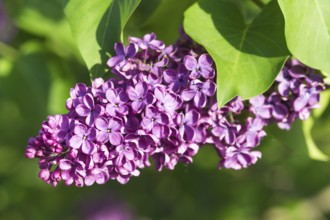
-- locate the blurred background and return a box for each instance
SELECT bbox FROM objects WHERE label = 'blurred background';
[1,0,330,219]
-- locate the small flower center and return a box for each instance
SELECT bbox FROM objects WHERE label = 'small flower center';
[138,97,143,101]
[114,103,119,107]
[151,117,155,122]
[107,129,111,133]
[82,135,87,140]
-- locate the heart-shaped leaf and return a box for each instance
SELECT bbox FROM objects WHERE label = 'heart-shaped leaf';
[184,0,289,107]
[64,0,141,80]
[278,0,330,74]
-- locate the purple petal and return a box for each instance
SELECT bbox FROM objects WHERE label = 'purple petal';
[83,94,94,109]
[257,106,272,119]
[105,89,117,102]
[249,95,265,107]
[141,118,153,131]
[118,90,129,103]
[201,68,215,79]
[109,132,123,146]
[106,103,116,116]
[69,135,83,149]
[96,130,109,143]
[107,55,125,68]
[125,43,137,57]
[184,55,197,70]
[185,110,199,125]
[194,92,206,108]
[111,117,123,130]
[202,81,216,96]
[82,141,95,155]
[145,105,157,118]
[272,103,288,120]
[74,124,87,136]
[294,94,309,111]
[126,86,139,101]
[224,129,236,145]
[114,42,125,56]
[135,82,148,97]
[143,33,156,42]
[181,89,196,101]
[95,117,108,131]
[184,125,195,141]
[59,159,72,170]
[198,54,213,67]
[75,104,90,117]
[163,69,177,83]
[246,131,258,147]
[124,148,135,161]
[131,100,144,112]
[85,175,95,186]
[154,87,165,102]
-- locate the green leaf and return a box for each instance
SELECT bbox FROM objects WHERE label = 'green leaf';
[64,0,141,80]
[137,0,196,44]
[184,0,289,107]
[302,117,328,161]
[278,0,330,74]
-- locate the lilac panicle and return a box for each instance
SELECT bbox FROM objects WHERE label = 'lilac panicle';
[26,31,328,187]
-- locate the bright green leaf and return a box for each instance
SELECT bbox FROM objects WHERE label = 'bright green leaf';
[64,0,141,80]
[278,0,330,74]
[184,0,289,107]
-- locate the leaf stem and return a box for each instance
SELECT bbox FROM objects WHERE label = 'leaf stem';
[251,0,265,8]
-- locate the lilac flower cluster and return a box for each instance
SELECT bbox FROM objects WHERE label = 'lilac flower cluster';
[249,59,326,130]
[25,32,327,186]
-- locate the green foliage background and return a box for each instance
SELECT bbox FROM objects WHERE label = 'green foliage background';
[1,0,330,219]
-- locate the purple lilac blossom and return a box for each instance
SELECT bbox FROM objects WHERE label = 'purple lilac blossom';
[26,31,327,187]
[249,59,326,129]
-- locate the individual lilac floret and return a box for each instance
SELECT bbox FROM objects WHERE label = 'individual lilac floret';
[181,79,216,108]
[244,117,266,147]
[184,54,215,79]
[176,109,200,141]
[249,95,272,120]
[141,105,169,132]
[107,43,138,78]
[163,66,189,93]
[154,87,182,115]
[293,83,324,120]
[75,93,103,126]
[69,123,97,155]
[107,43,137,68]
[95,117,123,146]
[129,32,165,51]
[105,89,129,116]
[126,82,154,113]
[217,143,262,170]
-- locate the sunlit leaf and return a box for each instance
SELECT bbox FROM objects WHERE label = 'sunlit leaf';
[279,0,330,73]
[65,0,141,79]
[184,0,289,107]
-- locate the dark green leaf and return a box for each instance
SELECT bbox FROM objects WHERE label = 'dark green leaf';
[135,0,196,44]
[64,0,141,79]
[278,0,330,73]
[184,0,289,107]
